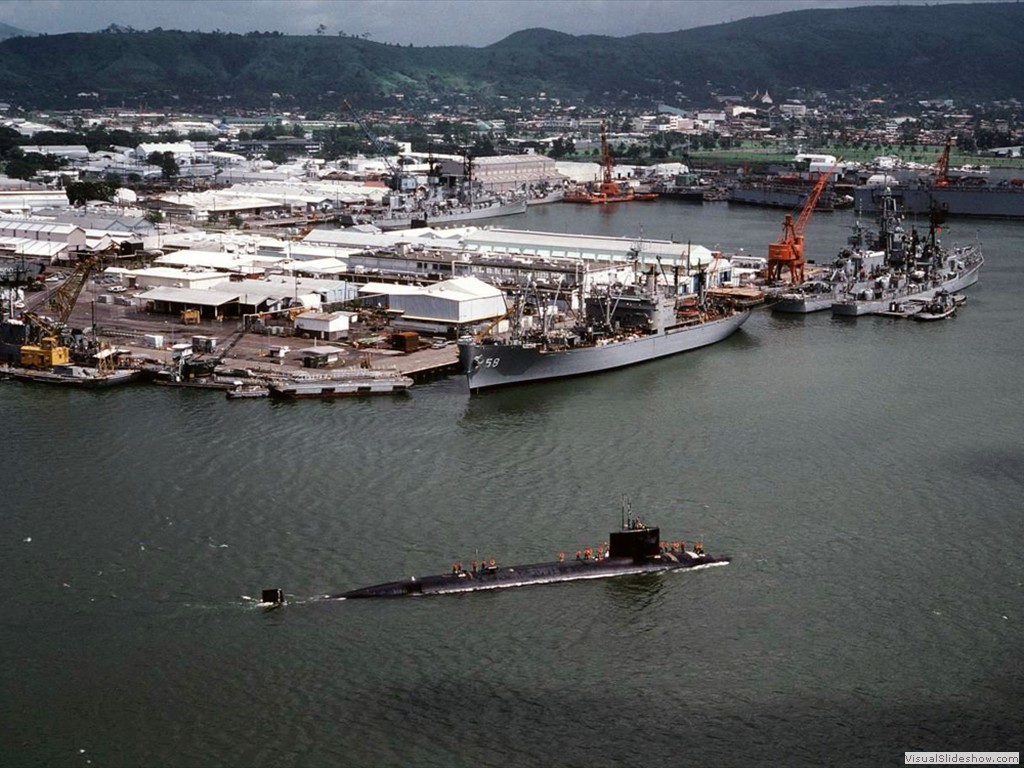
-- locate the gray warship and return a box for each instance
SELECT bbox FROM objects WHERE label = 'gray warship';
[831,188,984,317]
[773,188,908,314]
[457,266,750,392]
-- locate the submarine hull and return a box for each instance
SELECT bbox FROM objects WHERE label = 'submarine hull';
[336,552,727,599]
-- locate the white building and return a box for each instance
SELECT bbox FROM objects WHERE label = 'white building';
[114,266,227,291]
[295,311,356,340]
[134,142,198,162]
[0,218,87,249]
[377,276,506,334]
[471,155,565,193]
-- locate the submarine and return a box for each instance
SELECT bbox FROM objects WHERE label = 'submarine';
[329,513,727,600]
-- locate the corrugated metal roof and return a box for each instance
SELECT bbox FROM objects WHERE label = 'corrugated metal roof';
[0,220,84,237]
[358,282,423,295]
[0,236,67,258]
[422,276,503,299]
[136,287,240,306]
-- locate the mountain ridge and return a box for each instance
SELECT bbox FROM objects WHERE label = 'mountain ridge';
[0,3,1021,109]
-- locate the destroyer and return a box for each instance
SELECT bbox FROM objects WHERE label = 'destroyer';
[333,505,726,599]
[458,263,750,392]
[831,188,983,317]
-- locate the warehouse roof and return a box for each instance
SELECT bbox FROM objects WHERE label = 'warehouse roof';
[136,287,240,306]
[421,276,503,299]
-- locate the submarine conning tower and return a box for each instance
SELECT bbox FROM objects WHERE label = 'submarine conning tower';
[608,525,661,562]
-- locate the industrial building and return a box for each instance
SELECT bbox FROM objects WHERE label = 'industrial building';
[470,154,565,193]
[369,276,506,335]
[0,219,87,250]
[294,311,356,341]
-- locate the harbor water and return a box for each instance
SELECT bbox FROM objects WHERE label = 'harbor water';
[2,201,1022,767]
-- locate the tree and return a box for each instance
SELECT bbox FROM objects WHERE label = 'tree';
[471,136,496,156]
[66,180,115,206]
[547,137,575,159]
[0,126,20,155]
[265,147,288,165]
[148,151,179,180]
[252,122,282,140]
[4,157,39,180]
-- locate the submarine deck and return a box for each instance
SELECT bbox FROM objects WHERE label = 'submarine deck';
[337,551,726,599]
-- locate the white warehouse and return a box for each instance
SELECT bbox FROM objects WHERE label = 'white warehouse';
[295,310,356,341]
[381,276,506,334]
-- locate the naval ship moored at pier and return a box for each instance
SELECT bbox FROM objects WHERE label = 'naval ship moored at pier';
[458,265,750,392]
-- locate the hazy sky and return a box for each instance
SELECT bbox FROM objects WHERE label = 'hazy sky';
[0,0,998,46]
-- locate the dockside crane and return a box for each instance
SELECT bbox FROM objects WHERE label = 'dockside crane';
[766,161,839,285]
[18,252,105,368]
[934,135,954,187]
[23,253,102,341]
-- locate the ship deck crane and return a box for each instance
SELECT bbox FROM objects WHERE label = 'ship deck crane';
[766,160,839,285]
[343,99,404,191]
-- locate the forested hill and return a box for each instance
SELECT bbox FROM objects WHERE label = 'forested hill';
[0,2,1021,110]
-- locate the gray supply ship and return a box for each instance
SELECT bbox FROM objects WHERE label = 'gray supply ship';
[458,267,750,392]
[832,189,983,316]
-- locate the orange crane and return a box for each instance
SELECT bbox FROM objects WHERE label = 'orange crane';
[766,161,838,285]
[563,123,657,204]
[934,135,954,187]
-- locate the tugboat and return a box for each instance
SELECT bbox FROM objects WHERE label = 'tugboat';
[331,502,727,600]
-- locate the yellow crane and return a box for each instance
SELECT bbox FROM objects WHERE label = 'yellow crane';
[20,252,103,367]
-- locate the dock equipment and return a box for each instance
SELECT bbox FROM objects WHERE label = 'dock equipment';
[766,160,838,285]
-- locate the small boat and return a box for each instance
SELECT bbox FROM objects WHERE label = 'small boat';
[876,299,923,319]
[10,365,139,388]
[225,383,270,399]
[912,290,959,321]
